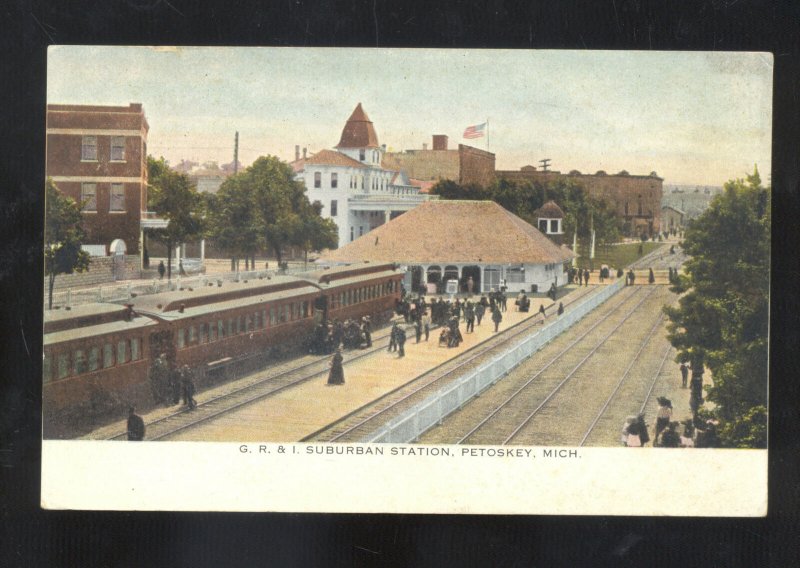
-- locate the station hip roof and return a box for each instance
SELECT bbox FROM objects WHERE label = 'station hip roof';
[319,200,575,265]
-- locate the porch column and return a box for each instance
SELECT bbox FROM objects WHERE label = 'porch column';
[200,239,206,262]
[384,209,391,224]
[139,228,145,270]
[480,265,485,293]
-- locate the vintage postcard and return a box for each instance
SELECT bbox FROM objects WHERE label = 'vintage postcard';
[41,47,770,514]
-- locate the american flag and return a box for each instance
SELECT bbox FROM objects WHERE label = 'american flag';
[463,122,486,139]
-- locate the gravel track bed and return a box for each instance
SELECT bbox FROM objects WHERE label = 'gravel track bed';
[419,287,676,446]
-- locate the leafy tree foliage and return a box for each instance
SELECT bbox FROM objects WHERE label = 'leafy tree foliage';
[664,168,770,448]
[204,156,338,265]
[44,179,91,309]
[147,157,205,280]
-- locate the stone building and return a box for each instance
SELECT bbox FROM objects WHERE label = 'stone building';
[382,135,496,188]
[661,205,686,231]
[291,103,429,247]
[319,200,574,294]
[496,166,664,236]
[46,103,160,260]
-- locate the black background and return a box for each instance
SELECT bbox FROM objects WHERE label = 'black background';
[1,1,798,566]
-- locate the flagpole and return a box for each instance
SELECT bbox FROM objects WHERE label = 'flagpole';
[486,118,490,152]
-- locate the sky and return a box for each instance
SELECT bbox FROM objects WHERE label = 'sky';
[47,47,773,186]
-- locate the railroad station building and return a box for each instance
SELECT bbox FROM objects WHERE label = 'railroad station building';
[46,103,164,263]
[291,103,430,247]
[661,204,686,231]
[318,200,574,294]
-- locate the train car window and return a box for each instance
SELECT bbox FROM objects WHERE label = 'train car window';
[103,343,114,368]
[301,301,308,318]
[199,323,208,343]
[245,314,253,331]
[262,309,267,327]
[88,346,100,371]
[209,323,217,342]
[43,353,52,383]
[227,318,234,336]
[254,311,260,329]
[57,353,70,379]
[117,340,128,364]
[188,326,197,343]
[130,338,141,361]
[292,303,298,320]
[236,316,242,334]
[217,319,224,338]
[74,350,87,375]
[177,328,186,349]
[269,307,276,326]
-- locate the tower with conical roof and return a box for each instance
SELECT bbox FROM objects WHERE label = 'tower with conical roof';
[335,103,383,166]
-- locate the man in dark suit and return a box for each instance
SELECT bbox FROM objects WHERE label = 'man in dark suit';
[127,406,145,441]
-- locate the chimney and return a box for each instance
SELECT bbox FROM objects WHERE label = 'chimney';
[179,303,185,313]
[303,147,307,159]
[432,135,448,151]
[295,145,300,161]
[422,143,428,150]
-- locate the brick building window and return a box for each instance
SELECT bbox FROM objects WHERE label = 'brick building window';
[330,199,338,217]
[81,136,97,161]
[81,183,97,211]
[331,173,338,188]
[314,172,321,188]
[110,136,126,161]
[110,183,126,211]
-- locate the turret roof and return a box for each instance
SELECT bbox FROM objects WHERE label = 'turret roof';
[336,103,380,149]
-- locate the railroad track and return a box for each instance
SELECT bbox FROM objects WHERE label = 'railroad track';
[115,286,596,441]
[107,323,400,440]
[304,285,620,443]
[443,287,660,445]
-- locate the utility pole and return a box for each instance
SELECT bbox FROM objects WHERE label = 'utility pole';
[234,131,239,175]
[539,158,551,172]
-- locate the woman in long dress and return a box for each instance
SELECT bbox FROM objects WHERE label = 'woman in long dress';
[327,349,345,385]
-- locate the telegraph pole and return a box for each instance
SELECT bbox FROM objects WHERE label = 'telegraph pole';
[539,158,551,172]
[233,131,239,174]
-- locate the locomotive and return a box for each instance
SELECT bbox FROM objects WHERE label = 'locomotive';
[43,262,403,434]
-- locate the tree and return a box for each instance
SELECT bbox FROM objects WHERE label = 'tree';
[664,168,769,448]
[299,201,339,267]
[147,157,205,280]
[243,156,337,265]
[44,179,91,309]
[205,174,263,270]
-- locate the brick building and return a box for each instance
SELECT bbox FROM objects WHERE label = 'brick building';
[496,166,664,236]
[382,135,496,188]
[46,103,151,257]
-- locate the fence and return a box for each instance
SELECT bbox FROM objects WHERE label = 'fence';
[363,279,625,443]
[46,264,316,309]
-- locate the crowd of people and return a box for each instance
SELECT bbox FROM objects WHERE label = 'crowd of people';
[148,353,198,411]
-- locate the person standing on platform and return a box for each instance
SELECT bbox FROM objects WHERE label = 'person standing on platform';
[655,397,673,445]
[327,349,345,385]
[475,302,486,326]
[500,291,507,312]
[465,302,475,333]
[557,302,564,316]
[127,406,145,441]
[157,260,166,280]
[396,325,407,358]
[361,316,372,348]
[680,362,689,388]
[414,319,422,343]
[577,269,583,286]
[649,268,655,284]
[538,303,546,320]
[628,269,636,286]
[422,311,431,341]
[388,322,398,352]
[467,276,474,294]
[491,306,503,332]
[583,268,590,286]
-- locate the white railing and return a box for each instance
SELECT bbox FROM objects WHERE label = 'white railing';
[363,279,625,443]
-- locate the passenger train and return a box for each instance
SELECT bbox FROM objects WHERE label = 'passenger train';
[43,262,403,432]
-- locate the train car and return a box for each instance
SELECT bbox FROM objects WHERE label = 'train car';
[43,303,160,436]
[300,262,403,324]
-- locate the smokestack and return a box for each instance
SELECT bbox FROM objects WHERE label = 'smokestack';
[303,147,307,159]
[295,145,300,161]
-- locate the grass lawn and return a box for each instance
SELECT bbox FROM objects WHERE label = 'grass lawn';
[575,241,664,269]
